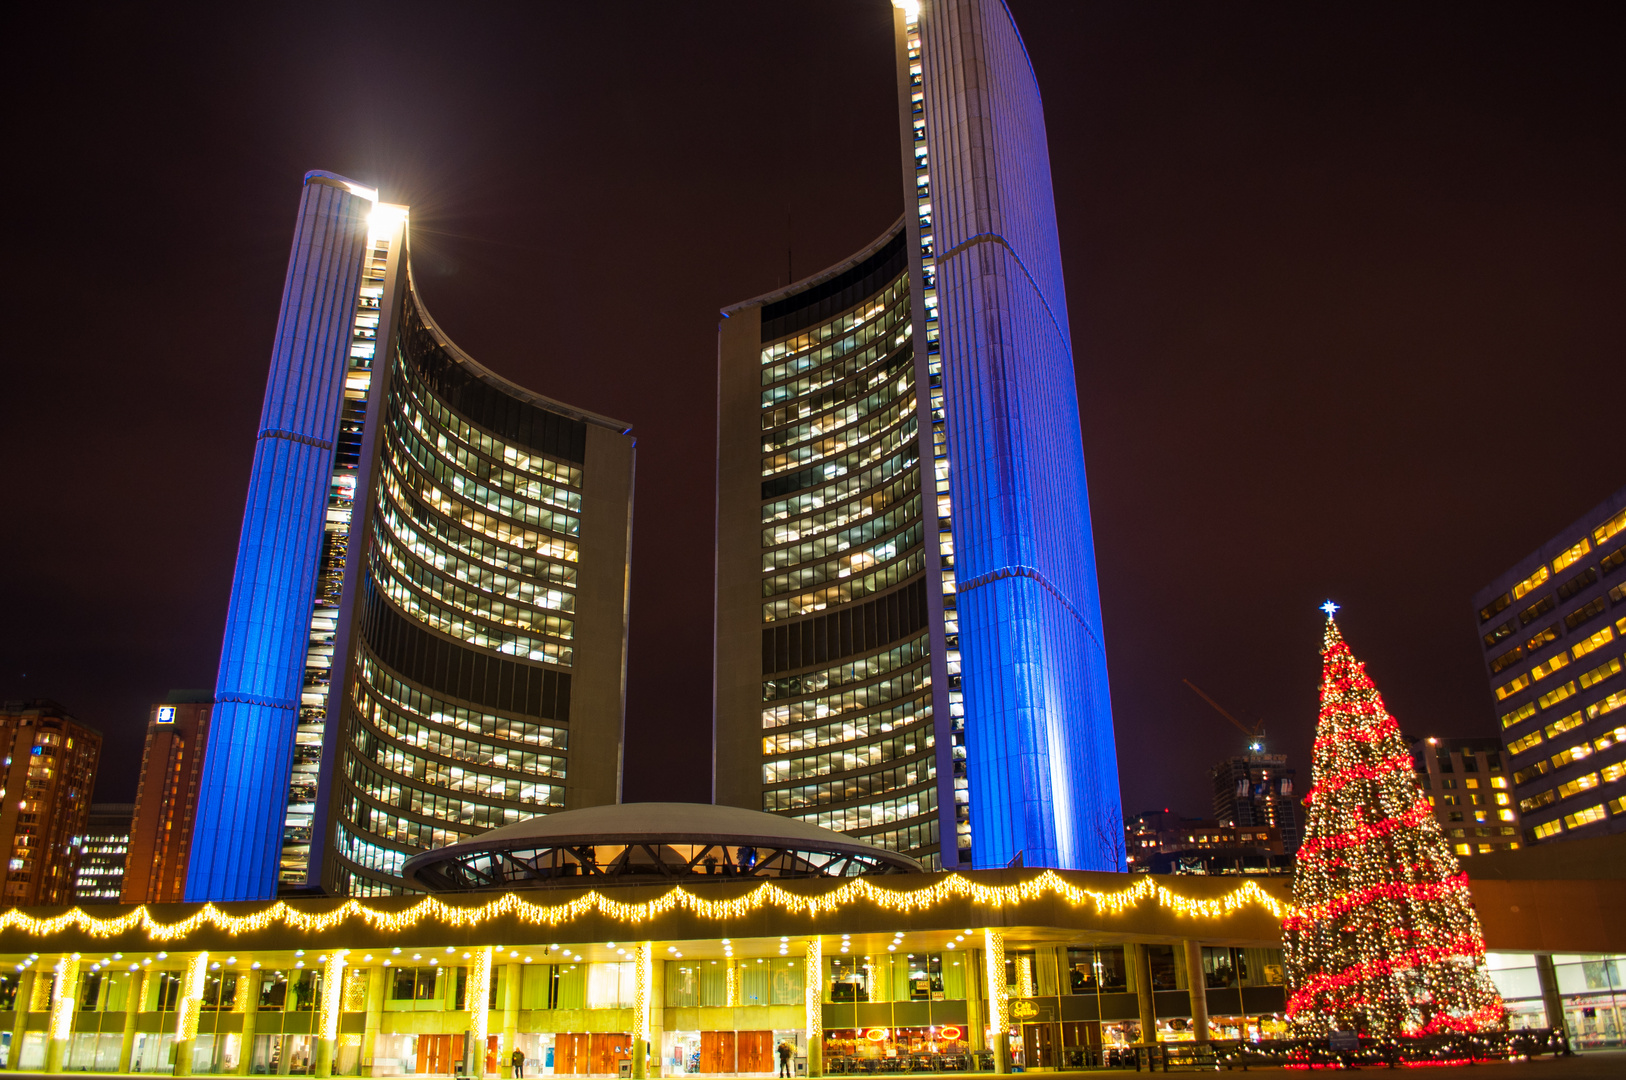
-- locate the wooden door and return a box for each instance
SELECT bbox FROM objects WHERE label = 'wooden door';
[555,1034,589,1076]
[736,1031,773,1073]
[591,1033,632,1075]
[700,1031,736,1074]
[420,1034,467,1076]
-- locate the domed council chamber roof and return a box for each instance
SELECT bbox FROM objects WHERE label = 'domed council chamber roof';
[401,801,924,891]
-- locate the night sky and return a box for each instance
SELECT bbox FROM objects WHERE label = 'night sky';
[4,3,1621,826]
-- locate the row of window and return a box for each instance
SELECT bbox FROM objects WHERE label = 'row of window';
[764,467,920,552]
[376,517,574,631]
[398,389,581,511]
[764,522,924,600]
[761,353,915,452]
[346,751,557,831]
[356,658,568,750]
[764,635,929,702]
[352,715,563,806]
[762,695,931,756]
[1479,510,1626,624]
[761,386,916,481]
[378,494,575,597]
[761,331,911,433]
[761,326,914,412]
[372,553,574,667]
[1519,758,1626,813]
[1495,644,1625,704]
[389,427,579,538]
[1529,795,1626,840]
[762,665,929,731]
[764,494,923,575]
[381,462,577,567]
[357,693,566,780]
[764,729,934,785]
[793,785,938,833]
[759,278,910,370]
[400,339,584,489]
[343,798,467,863]
[765,549,926,622]
[763,444,918,527]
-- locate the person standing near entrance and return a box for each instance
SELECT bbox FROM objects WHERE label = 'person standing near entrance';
[511,1048,525,1078]
[777,1040,794,1078]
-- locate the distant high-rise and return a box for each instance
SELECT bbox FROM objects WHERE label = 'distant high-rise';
[1406,736,1520,856]
[1474,486,1626,846]
[190,172,634,900]
[714,0,1122,871]
[0,701,101,908]
[1211,742,1300,855]
[123,692,212,903]
[72,802,133,905]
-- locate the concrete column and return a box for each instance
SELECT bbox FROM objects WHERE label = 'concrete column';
[314,950,348,1079]
[9,969,36,1072]
[499,963,520,1078]
[1131,945,1157,1046]
[117,971,146,1074]
[45,954,82,1074]
[1182,942,1209,1044]
[173,952,210,1078]
[361,967,386,1077]
[235,970,263,1077]
[1534,955,1571,1050]
[984,930,1009,1074]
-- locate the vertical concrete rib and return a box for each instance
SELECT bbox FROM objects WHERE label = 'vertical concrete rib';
[187,175,369,900]
[921,0,1123,870]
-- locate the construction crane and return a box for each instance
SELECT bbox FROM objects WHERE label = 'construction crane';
[1183,679,1266,749]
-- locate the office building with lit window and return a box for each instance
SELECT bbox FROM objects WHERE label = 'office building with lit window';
[1473,487,1626,846]
[1210,744,1299,856]
[1407,737,1520,856]
[189,171,634,901]
[122,693,212,903]
[0,700,101,908]
[714,0,1121,873]
[71,803,133,905]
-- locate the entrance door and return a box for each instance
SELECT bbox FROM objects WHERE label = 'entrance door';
[591,1033,632,1075]
[700,1031,736,1074]
[555,1034,590,1076]
[1021,1024,1055,1068]
[736,1032,773,1073]
[420,1034,467,1076]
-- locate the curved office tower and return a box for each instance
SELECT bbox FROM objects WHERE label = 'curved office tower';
[189,172,633,900]
[715,0,1123,871]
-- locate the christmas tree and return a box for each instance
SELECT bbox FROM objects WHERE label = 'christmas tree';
[1283,603,1505,1039]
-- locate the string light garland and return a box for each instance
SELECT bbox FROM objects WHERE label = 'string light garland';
[1283,610,1504,1039]
[0,870,1283,943]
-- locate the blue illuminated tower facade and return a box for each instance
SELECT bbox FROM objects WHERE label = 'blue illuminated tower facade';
[190,172,633,901]
[714,0,1123,871]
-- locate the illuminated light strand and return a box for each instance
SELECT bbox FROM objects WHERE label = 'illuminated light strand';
[1281,875,1470,931]
[1283,931,1488,1015]
[1304,753,1414,796]
[1295,797,1431,847]
[0,870,1282,942]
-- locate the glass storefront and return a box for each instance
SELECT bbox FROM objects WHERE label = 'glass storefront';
[1485,952,1626,1048]
[825,1026,969,1066]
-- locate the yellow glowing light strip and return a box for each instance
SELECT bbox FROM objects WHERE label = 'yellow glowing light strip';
[0,871,1282,942]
